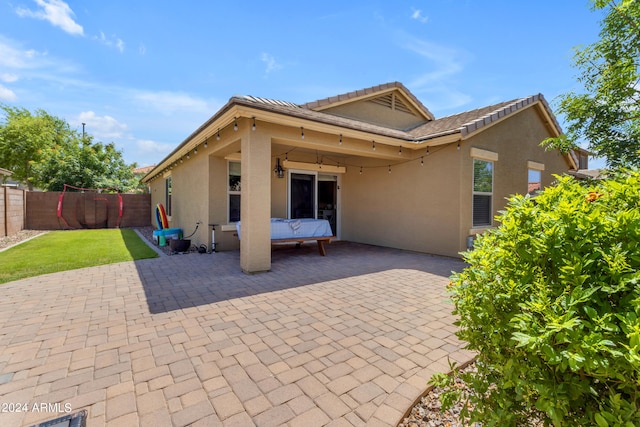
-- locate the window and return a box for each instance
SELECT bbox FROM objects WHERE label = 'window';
[165,176,172,216]
[473,159,493,227]
[528,169,541,196]
[579,152,589,169]
[228,161,241,222]
[527,161,545,197]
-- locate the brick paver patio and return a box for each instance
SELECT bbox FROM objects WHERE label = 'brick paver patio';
[0,241,474,426]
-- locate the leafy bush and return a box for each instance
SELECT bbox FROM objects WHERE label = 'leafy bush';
[437,171,640,426]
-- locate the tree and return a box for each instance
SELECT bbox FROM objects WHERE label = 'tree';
[38,136,137,192]
[543,0,640,168]
[0,105,72,190]
[0,105,137,192]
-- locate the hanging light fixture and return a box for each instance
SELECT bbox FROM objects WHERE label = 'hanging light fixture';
[421,156,424,166]
[372,140,376,151]
[273,158,285,178]
[398,145,402,155]
[388,165,391,174]
[216,128,221,140]
[252,117,256,131]
[339,134,343,145]
[204,137,208,148]
[233,118,238,131]
[301,127,305,139]
[194,146,198,155]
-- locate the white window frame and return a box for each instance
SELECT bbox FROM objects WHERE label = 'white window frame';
[472,158,494,228]
[527,161,544,197]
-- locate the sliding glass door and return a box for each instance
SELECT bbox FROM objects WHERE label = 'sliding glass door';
[289,172,316,218]
[288,170,339,236]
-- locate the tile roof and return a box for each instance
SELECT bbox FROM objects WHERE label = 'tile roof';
[301,81,435,120]
[132,165,156,175]
[142,84,564,182]
[232,95,413,140]
[408,94,560,141]
[234,91,558,143]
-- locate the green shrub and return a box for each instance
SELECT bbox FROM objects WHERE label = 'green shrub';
[437,171,640,426]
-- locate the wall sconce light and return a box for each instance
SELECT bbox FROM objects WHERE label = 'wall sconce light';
[273,158,285,178]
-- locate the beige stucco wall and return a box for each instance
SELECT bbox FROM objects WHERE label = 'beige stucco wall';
[341,144,463,257]
[458,105,572,251]
[169,154,209,246]
[325,100,425,130]
[149,176,165,227]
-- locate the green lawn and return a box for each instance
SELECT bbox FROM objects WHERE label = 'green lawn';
[0,229,158,284]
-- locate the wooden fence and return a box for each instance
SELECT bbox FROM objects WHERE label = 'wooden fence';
[26,192,151,230]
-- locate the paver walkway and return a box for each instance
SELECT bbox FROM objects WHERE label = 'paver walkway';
[0,242,474,427]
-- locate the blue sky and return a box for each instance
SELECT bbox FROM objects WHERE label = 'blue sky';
[0,1,605,167]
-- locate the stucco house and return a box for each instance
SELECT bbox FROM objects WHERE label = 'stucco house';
[142,82,579,273]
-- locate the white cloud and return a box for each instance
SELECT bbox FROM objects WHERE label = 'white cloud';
[138,43,146,56]
[411,9,428,23]
[72,111,128,140]
[16,0,83,36]
[401,35,472,111]
[261,53,283,75]
[133,90,214,115]
[404,37,464,84]
[0,84,17,102]
[95,32,125,53]
[1,73,19,83]
[0,36,44,70]
[135,139,175,155]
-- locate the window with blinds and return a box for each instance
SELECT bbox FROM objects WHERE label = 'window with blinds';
[473,159,493,227]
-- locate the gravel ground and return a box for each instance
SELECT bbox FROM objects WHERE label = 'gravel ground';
[398,362,480,427]
[399,361,546,427]
[0,229,45,251]
[135,226,205,256]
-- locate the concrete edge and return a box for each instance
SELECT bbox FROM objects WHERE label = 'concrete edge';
[133,228,167,257]
[0,231,49,253]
